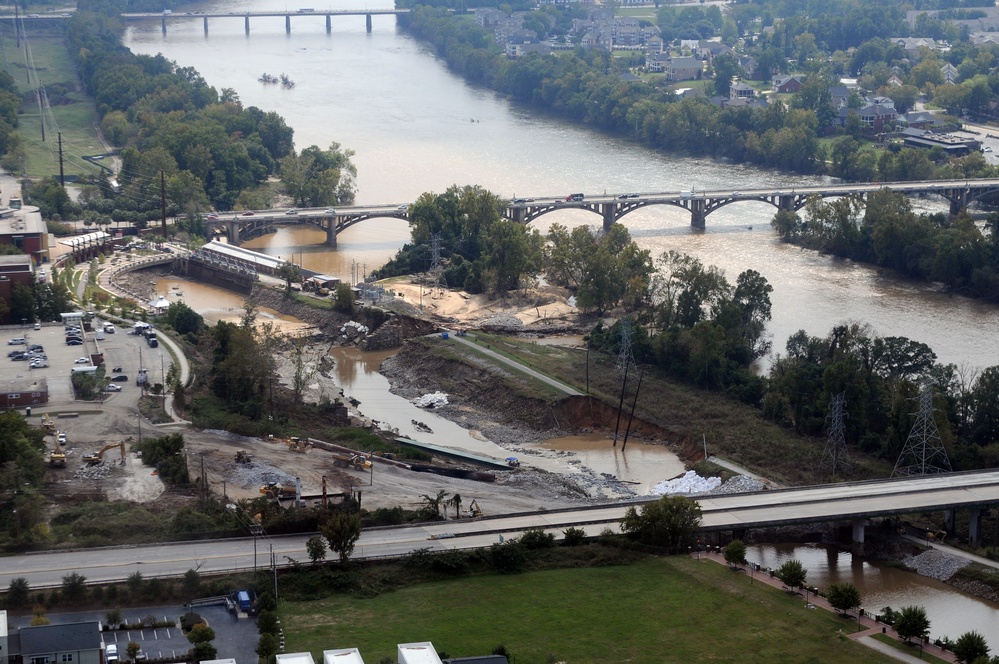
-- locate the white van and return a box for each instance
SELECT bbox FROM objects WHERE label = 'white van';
[106,644,119,663]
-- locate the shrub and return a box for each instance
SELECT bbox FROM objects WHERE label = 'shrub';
[520,528,557,549]
[179,611,203,632]
[489,540,525,574]
[257,610,279,636]
[723,540,747,567]
[562,527,586,546]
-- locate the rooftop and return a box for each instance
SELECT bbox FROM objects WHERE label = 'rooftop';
[0,209,45,236]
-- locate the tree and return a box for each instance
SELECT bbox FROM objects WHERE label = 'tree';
[187,623,216,645]
[30,605,50,626]
[953,630,990,664]
[333,282,354,311]
[712,53,743,96]
[126,641,141,662]
[620,495,702,552]
[419,489,449,521]
[321,510,362,563]
[257,633,280,661]
[257,609,279,636]
[183,569,200,596]
[7,578,29,608]
[192,641,218,662]
[276,262,301,296]
[826,583,862,616]
[61,572,87,603]
[894,605,930,642]
[306,535,327,566]
[774,559,806,589]
[105,608,124,629]
[723,540,746,567]
[127,571,144,595]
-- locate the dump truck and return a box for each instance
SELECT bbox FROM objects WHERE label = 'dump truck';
[332,453,371,471]
[260,481,298,499]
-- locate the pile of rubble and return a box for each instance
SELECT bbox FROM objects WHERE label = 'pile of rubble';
[74,461,115,480]
[414,391,449,408]
[711,475,768,494]
[902,549,971,581]
[650,470,722,496]
[337,321,369,345]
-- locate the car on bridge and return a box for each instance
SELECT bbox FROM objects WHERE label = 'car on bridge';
[324,208,337,214]
[397,204,408,211]
[206,214,219,220]
[285,209,298,215]
[241,211,254,216]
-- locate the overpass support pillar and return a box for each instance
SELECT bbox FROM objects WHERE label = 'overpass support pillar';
[778,195,794,211]
[510,207,526,224]
[286,14,291,33]
[326,218,338,248]
[689,199,706,230]
[245,15,250,34]
[944,510,955,532]
[366,14,372,32]
[950,190,967,216]
[601,203,616,233]
[969,508,983,547]
[851,519,867,557]
[204,16,209,33]
[227,220,240,246]
[161,17,167,33]
[326,14,331,32]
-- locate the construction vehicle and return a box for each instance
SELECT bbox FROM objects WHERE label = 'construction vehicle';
[235,450,252,464]
[49,448,67,467]
[260,481,298,499]
[285,437,311,453]
[926,529,948,543]
[41,413,56,434]
[465,499,482,518]
[82,441,127,465]
[332,453,371,471]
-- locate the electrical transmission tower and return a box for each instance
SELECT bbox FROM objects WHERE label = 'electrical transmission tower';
[820,392,850,476]
[617,318,636,377]
[892,383,953,477]
[427,233,448,300]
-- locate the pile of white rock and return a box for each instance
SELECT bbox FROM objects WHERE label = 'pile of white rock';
[414,391,449,408]
[902,549,970,581]
[650,470,722,496]
[338,321,369,344]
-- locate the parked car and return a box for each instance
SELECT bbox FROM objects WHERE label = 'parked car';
[104,384,122,392]
[112,366,123,373]
[30,360,49,368]
[33,322,41,330]
[111,375,129,382]
[28,344,43,352]
[104,324,116,334]
[74,357,90,364]
[58,433,67,445]
[8,337,25,345]
[66,339,83,346]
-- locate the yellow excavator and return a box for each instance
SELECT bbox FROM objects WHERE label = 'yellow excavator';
[49,447,67,467]
[41,413,57,434]
[83,441,127,465]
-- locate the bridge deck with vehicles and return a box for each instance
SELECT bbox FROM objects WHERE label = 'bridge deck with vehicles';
[121,8,409,34]
[4,469,998,588]
[208,178,999,248]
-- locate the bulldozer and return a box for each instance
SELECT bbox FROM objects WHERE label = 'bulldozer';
[83,441,127,466]
[285,437,311,453]
[332,453,371,471]
[235,450,252,464]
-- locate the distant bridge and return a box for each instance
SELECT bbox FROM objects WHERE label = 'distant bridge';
[209,177,999,247]
[119,9,409,34]
[504,178,999,230]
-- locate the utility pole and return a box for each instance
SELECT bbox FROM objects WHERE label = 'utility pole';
[58,133,65,186]
[621,365,645,451]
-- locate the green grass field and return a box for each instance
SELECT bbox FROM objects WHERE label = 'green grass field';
[280,557,896,663]
[0,30,107,178]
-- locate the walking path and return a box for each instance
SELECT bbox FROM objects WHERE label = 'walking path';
[695,550,957,663]
[451,332,583,396]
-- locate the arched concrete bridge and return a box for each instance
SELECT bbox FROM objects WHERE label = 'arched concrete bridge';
[205,205,410,247]
[207,178,999,247]
[505,178,999,230]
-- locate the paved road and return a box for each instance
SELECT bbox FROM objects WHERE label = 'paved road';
[7,470,999,589]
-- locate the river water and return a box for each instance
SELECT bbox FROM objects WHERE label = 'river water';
[748,543,999,648]
[123,1,999,371]
[123,1,999,635]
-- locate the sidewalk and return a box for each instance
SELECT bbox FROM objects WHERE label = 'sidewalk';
[695,551,957,663]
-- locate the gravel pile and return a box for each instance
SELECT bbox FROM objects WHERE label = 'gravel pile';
[710,475,767,494]
[902,549,970,581]
[481,313,522,330]
[74,461,115,480]
[226,459,296,489]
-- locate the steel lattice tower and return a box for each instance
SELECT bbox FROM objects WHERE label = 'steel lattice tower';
[617,318,635,377]
[427,233,448,299]
[820,392,850,476]
[892,383,952,477]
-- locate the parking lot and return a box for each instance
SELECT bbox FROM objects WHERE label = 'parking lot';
[7,604,260,662]
[3,318,172,409]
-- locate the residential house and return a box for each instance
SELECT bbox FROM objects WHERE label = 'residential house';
[666,57,703,81]
[646,37,664,54]
[941,62,959,84]
[772,74,802,93]
[646,52,670,73]
[730,81,756,99]
[829,85,851,108]
[892,37,947,55]
[887,74,904,87]
[505,35,552,58]
[900,110,943,129]
[838,103,898,132]
[695,40,734,62]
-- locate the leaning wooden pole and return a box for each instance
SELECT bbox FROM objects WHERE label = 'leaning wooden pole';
[621,366,645,451]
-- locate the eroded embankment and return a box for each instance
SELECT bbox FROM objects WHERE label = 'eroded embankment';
[382,339,698,463]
